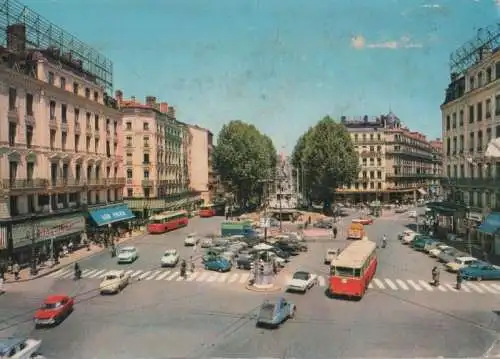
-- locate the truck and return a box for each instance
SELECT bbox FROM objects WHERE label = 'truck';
[347,223,365,240]
[221,221,258,239]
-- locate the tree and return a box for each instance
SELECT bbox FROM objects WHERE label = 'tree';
[293,116,359,212]
[213,120,277,207]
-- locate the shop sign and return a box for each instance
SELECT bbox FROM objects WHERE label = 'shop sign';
[12,214,86,249]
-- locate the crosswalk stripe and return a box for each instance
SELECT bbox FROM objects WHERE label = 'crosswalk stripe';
[81,269,92,276]
[418,280,433,291]
[465,282,484,293]
[165,272,179,281]
[138,271,152,280]
[186,272,200,281]
[395,279,409,290]
[491,284,500,291]
[207,274,218,282]
[239,273,249,283]
[52,269,71,278]
[89,270,106,278]
[155,271,171,280]
[98,271,113,279]
[124,270,135,277]
[145,271,161,280]
[176,274,186,281]
[373,278,385,289]
[61,271,74,279]
[368,282,373,289]
[217,274,229,283]
[459,282,471,292]
[384,279,398,290]
[130,270,142,278]
[479,283,498,294]
[407,279,422,291]
[196,272,210,282]
[227,273,239,283]
[318,276,326,287]
[444,284,457,292]
[437,284,447,292]
[83,269,98,278]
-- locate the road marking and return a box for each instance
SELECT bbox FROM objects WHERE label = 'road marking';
[98,271,114,279]
[395,279,409,290]
[444,284,458,292]
[217,274,229,283]
[51,269,71,278]
[239,273,249,283]
[82,269,98,278]
[130,270,143,278]
[227,273,239,283]
[437,284,447,292]
[491,284,500,292]
[155,271,171,280]
[418,280,433,291]
[145,271,161,280]
[80,269,92,276]
[89,270,106,278]
[407,279,422,291]
[124,270,135,277]
[186,272,200,281]
[318,276,326,287]
[368,282,373,289]
[465,282,484,293]
[138,271,152,280]
[165,272,179,281]
[176,274,186,281]
[196,272,210,282]
[459,283,471,292]
[373,278,385,289]
[61,271,74,279]
[479,283,498,294]
[384,279,398,290]
[207,274,218,282]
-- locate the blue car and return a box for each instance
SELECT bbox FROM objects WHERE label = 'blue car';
[459,263,500,281]
[256,297,296,328]
[204,258,232,272]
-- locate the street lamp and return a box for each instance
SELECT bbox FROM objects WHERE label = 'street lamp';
[27,221,39,276]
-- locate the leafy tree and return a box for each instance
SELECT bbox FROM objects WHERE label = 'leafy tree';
[293,116,359,212]
[213,120,277,207]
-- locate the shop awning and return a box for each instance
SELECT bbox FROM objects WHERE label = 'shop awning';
[89,204,136,227]
[478,212,500,235]
[418,188,427,195]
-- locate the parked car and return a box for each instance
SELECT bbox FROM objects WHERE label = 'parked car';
[184,233,198,246]
[204,258,232,272]
[352,217,373,225]
[402,232,419,244]
[429,244,451,258]
[446,256,480,272]
[274,242,299,256]
[200,237,213,248]
[256,297,295,328]
[460,263,500,281]
[286,271,318,293]
[236,251,256,270]
[117,246,139,264]
[324,248,339,265]
[395,207,407,214]
[411,237,436,251]
[0,337,44,359]
[160,249,180,267]
[424,240,444,253]
[99,270,130,294]
[33,294,74,327]
[314,221,332,229]
[398,230,415,241]
[408,210,417,218]
[269,247,291,261]
[437,247,462,263]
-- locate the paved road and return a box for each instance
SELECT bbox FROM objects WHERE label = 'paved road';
[3,209,500,358]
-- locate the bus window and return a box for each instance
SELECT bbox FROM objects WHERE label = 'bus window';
[333,266,355,277]
[150,218,164,224]
[354,269,361,277]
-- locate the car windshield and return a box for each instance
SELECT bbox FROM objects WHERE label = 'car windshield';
[327,250,336,255]
[42,302,62,309]
[104,275,118,280]
[259,303,276,320]
[164,251,176,256]
[293,272,310,280]
[120,248,134,253]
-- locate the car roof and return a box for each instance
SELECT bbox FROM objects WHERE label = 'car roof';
[45,294,68,303]
[0,338,26,355]
[164,249,177,253]
[294,270,310,275]
[457,256,477,261]
[105,270,124,276]
[121,246,136,250]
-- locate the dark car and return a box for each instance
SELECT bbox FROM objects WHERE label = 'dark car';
[275,242,300,256]
[314,221,332,229]
[236,251,256,270]
[269,247,291,260]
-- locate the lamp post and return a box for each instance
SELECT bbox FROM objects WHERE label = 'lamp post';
[27,221,39,276]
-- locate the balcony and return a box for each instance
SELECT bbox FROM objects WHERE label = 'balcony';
[386,148,433,160]
[86,124,93,135]
[94,131,100,139]
[386,172,438,179]
[8,107,19,123]
[142,180,154,187]
[87,179,107,187]
[106,130,112,140]
[2,178,49,191]
[49,115,58,130]
[106,178,126,186]
[60,121,69,132]
[444,177,500,188]
[126,160,132,165]
[75,122,81,134]
[354,139,385,145]
[359,151,381,158]
[25,113,35,127]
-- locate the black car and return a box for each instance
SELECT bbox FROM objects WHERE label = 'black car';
[275,242,300,256]
[236,251,256,270]
[269,247,291,260]
[314,221,332,229]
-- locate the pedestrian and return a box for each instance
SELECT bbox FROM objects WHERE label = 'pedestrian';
[0,276,4,294]
[456,271,462,290]
[333,227,338,239]
[193,242,197,254]
[12,262,20,281]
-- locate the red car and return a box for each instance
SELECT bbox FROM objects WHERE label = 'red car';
[352,217,373,225]
[34,294,74,327]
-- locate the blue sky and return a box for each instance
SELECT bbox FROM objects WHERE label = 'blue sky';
[23,0,498,151]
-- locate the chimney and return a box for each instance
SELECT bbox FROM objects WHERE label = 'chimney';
[159,102,169,113]
[115,90,123,104]
[146,96,156,106]
[168,106,176,118]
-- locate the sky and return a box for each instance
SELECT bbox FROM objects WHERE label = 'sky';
[20,0,499,152]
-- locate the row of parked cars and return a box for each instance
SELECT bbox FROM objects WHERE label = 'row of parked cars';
[399,230,500,281]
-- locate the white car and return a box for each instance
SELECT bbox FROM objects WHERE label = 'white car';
[117,246,138,264]
[269,252,286,267]
[402,232,419,244]
[99,270,129,294]
[324,248,339,265]
[184,233,198,246]
[200,237,213,248]
[160,249,180,267]
[429,244,451,258]
[446,256,479,272]
[0,337,45,359]
[286,271,318,293]
[408,210,417,218]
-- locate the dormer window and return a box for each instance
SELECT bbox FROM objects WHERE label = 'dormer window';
[85,88,90,99]
[94,91,99,102]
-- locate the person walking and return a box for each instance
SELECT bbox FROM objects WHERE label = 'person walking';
[12,262,20,281]
[456,271,463,290]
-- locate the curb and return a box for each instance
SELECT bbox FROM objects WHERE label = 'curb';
[245,284,282,293]
[5,232,145,284]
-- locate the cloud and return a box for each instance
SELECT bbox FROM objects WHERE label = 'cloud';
[351,35,423,50]
[496,0,500,6]
[421,4,442,8]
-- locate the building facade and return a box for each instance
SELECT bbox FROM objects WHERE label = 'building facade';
[188,125,215,204]
[336,113,442,204]
[0,6,132,264]
[118,93,200,217]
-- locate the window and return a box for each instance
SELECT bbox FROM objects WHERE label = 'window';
[143,170,149,178]
[487,67,492,83]
[94,138,99,153]
[469,105,474,123]
[75,164,81,180]
[144,122,149,130]
[477,102,483,121]
[49,101,56,119]
[48,71,54,85]
[8,123,16,146]
[144,188,150,198]
[94,91,99,102]
[60,77,66,90]
[61,132,67,151]
[26,125,33,148]
[50,130,56,150]
[106,141,111,157]
[94,115,99,130]
[459,135,464,152]
[486,99,492,118]
[469,76,474,91]
[478,72,483,87]
[8,87,16,110]
[126,136,132,146]
[75,134,80,152]
[86,136,91,152]
[143,153,150,164]
[126,153,132,164]
[497,125,500,138]
[73,82,79,94]
[487,128,492,143]
[127,188,133,197]
[452,137,457,153]
[61,104,67,123]
[496,95,500,116]
[459,110,464,126]
[75,108,80,123]
[496,62,500,80]
[126,122,132,130]
[26,93,33,115]
[452,113,457,128]
[446,115,450,130]
[469,132,475,152]
[85,88,90,98]
[106,166,111,178]
[127,169,133,178]
[143,136,149,147]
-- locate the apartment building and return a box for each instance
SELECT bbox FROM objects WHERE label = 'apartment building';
[0,5,131,264]
[336,113,441,204]
[430,139,444,198]
[119,93,200,217]
[188,125,215,204]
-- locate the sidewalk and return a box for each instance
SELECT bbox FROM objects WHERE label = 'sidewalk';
[4,230,145,283]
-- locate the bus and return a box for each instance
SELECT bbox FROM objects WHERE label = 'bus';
[328,239,377,300]
[147,210,189,234]
[199,202,226,217]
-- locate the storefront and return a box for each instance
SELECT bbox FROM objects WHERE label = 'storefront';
[5,213,86,265]
[87,204,135,245]
[478,212,500,255]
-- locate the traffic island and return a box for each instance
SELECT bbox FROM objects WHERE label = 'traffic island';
[245,270,282,293]
[246,282,282,293]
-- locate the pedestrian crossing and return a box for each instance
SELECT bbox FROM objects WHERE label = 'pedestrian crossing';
[367,278,500,294]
